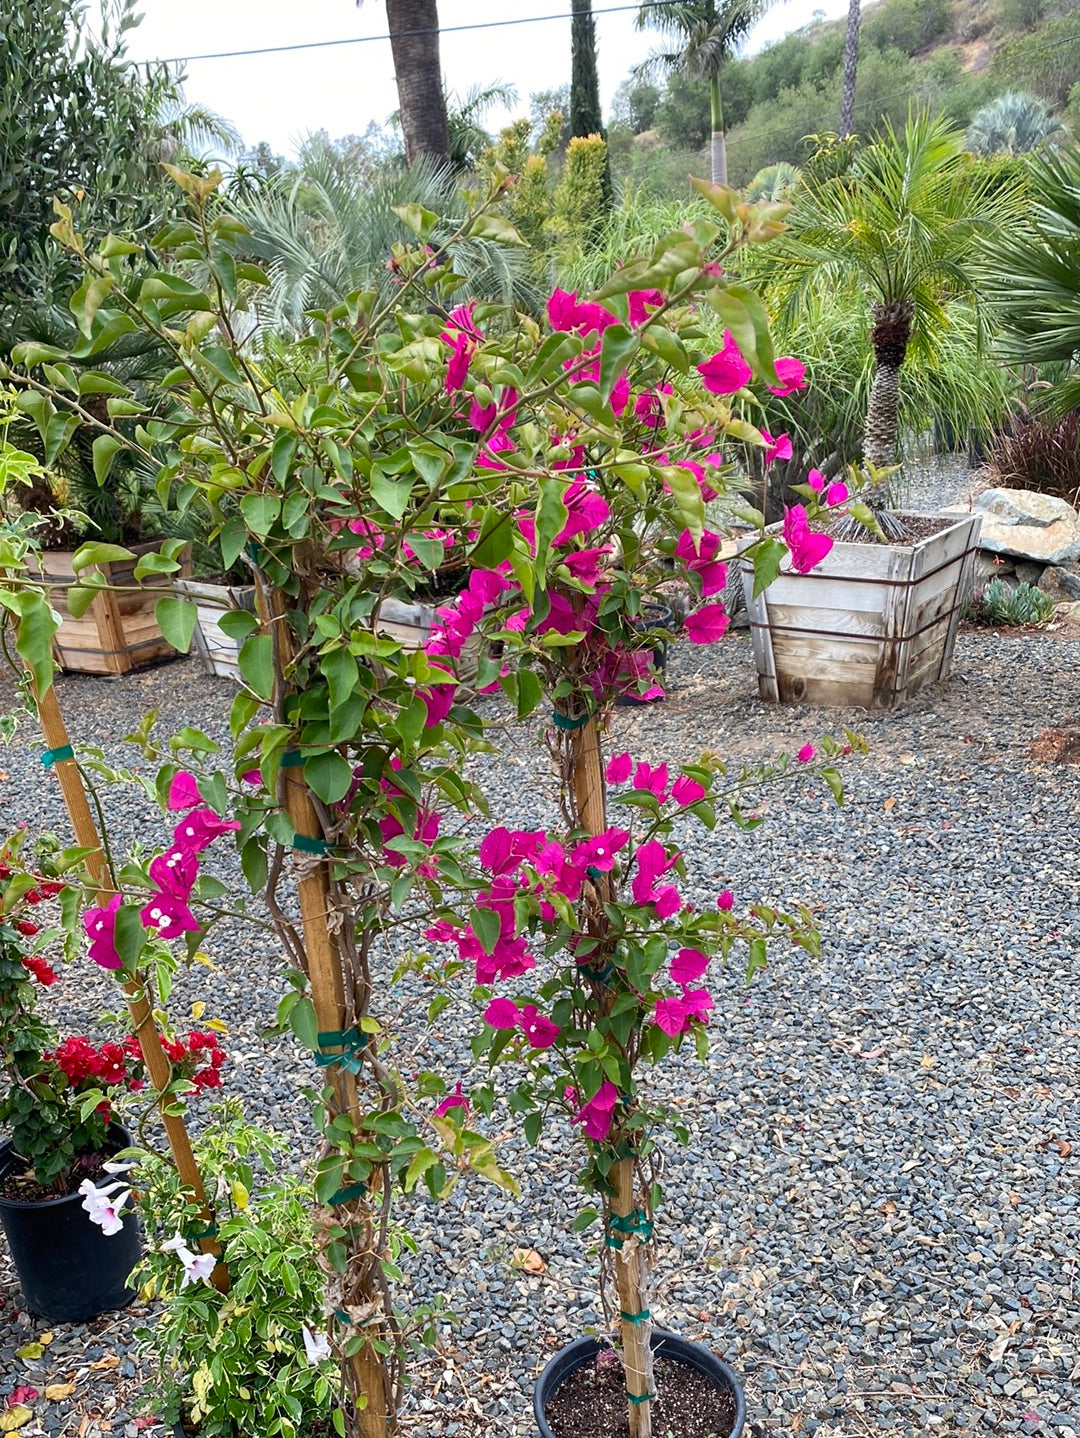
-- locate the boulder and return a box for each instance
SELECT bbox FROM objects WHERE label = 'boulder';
[1014,561,1045,586]
[1054,599,1080,628]
[973,552,1014,582]
[964,488,1080,564]
[1039,564,1080,602]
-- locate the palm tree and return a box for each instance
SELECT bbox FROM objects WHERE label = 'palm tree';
[839,0,860,137]
[980,145,1080,413]
[634,0,778,186]
[764,108,1023,475]
[743,160,800,201]
[236,145,539,331]
[446,81,518,172]
[966,91,1064,157]
[358,1,450,165]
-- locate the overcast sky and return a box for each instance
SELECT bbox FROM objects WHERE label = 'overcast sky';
[121,0,849,159]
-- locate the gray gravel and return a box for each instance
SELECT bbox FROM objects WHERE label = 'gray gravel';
[2,542,1079,1436]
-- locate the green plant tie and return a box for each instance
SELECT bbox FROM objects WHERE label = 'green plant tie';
[620,1308,651,1324]
[280,750,305,768]
[186,1221,219,1241]
[41,745,74,768]
[605,1210,654,1248]
[327,1182,367,1207]
[551,711,591,731]
[314,1027,370,1073]
[290,832,333,855]
[333,1308,350,1323]
[627,1392,656,1405]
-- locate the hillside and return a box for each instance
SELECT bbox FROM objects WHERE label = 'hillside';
[610,0,1080,188]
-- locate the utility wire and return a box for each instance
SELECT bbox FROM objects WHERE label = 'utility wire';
[154,1,678,66]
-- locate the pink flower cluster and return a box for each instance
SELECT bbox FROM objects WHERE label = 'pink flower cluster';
[426,822,631,986]
[82,772,239,971]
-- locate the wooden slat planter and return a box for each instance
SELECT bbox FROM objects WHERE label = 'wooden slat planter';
[174,579,257,681]
[740,513,981,709]
[30,543,192,676]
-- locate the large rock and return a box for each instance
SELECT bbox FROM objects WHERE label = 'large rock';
[966,488,1080,564]
[1039,563,1080,601]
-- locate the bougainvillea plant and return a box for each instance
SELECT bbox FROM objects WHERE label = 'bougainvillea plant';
[0,828,230,1194]
[7,169,862,1437]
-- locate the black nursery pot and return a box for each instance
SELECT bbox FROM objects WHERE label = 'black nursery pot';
[534,1328,746,1438]
[0,1129,141,1324]
[614,604,674,708]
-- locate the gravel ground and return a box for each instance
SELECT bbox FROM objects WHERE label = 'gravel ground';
[3,459,1079,1438]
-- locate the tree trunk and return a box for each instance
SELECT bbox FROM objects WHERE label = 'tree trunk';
[709,74,727,186]
[863,299,913,480]
[570,0,613,208]
[385,0,450,167]
[839,0,860,137]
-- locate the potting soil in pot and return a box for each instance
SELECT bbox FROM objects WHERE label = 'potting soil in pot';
[543,1354,739,1438]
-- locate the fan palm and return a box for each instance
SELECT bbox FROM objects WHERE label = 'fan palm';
[236,147,540,331]
[965,91,1063,157]
[980,144,1080,413]
[762,107,1023,474]
[634,0,779,185]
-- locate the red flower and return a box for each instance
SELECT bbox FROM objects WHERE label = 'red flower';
[21,955,56,985]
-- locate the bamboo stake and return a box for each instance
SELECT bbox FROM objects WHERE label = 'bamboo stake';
[279,767,390,1437]
[258,580,390,1438]
[33,682,225,1286]
[570,716,655,1438]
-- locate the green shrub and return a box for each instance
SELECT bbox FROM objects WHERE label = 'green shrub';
[862,0,951,56]
[131,1113,339,1438]
[993,14,1080,106]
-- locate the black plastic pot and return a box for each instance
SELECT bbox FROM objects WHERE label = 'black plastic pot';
[534,1328,746,1438]
[614,604,674,707]
[0,1128,141,1323]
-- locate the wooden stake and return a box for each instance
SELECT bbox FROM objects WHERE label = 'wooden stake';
[258,580,390,1438]
[569,715,654,1438]
[33,682,226,1286]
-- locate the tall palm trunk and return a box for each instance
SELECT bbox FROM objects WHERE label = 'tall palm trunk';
[385,0,450,166]
[864,299,913,477]
[839,0,860,137]
[709,71,727,185]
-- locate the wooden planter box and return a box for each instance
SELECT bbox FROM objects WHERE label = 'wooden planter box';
[174,578,257,682]
[739,513,981,709]
[30,543,192,676]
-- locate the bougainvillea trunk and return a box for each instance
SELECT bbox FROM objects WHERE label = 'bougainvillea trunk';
[279,768,391,1438]
[32,681,225,1288]
[572,717,655,1438]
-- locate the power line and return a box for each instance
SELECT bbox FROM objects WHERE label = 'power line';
[154,2,675,66]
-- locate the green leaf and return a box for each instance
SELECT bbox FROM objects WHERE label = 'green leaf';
[847,501,886,540]
[523,1111,543,1146]
[516,668,543,720]
[288,995,319,1052]
[304,751,353,805]
[113,902,147,968]
[404,1147,439,1192]
[66,586,99,619]
[526,330,583,384]
[238,634,275,700]
[689,176,740,224]
[370,465,414,521]
[752,537,787,599]
[71,542,134,571]
[663,465,705,542]
[392,202,439,239]
[322,649,358,713]
[468,213,527,246]
[470,905,501,957]
[12,591,58,696]
[468,506,515,569]
[240,493,281,539]
[10,341,68,367]
[534,476,569,579]
[155,596,197,654]
[598,323,639,405]
[218,609,258,641]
